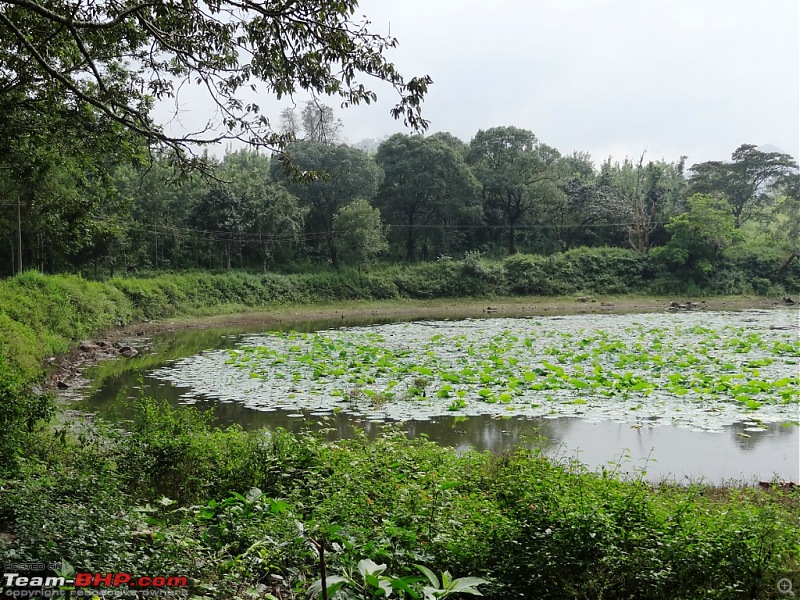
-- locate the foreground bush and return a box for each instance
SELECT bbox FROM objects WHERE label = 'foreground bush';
[1,400,798,599]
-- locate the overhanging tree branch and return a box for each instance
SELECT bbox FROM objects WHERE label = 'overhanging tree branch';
[2,0,158,30]
[0,0,431,168]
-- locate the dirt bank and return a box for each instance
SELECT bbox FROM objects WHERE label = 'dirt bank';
[110,295,796,336]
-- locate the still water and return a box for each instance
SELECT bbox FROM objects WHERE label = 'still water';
[78,312,800,484]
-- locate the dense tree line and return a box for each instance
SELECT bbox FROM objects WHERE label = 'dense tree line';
[0,103,798,279]
[0,1,796,285]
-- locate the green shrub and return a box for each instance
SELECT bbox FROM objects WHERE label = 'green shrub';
[3,407,798,600]
[503,253,573,295]
[0,356,53,473]
[460,251,508,296]
[391,261,472,298]
[556,247,650,293]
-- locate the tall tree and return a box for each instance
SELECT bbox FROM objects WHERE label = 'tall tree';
[116,154,210,271]
[375,134,480,262]
[188,187,243,271]
[546,153,626,251]
[601,154,687,253]
[546,171,626,252]
[301,101,343,144]
[769,172,800,273]
[0,0,431,164]
[468,127,560,255]
[658,193,740,279]
[689,144,798,228]
[333,198,388,270]
[429,132,469,157]
[218,150,306,273]
[272,141,383,267]
[0,89,140,275]
[278,108,300,139]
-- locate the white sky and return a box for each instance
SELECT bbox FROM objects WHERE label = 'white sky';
[160,0,800,167]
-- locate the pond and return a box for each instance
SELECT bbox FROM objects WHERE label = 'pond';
[79,309,800,483]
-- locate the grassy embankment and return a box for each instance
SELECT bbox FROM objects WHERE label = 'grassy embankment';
[1,248,799,599]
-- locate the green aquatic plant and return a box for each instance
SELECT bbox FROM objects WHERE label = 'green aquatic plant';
[186,312,800,430]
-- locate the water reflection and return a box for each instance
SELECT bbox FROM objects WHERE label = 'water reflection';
[78,316,800,484]
[84,370,799,483]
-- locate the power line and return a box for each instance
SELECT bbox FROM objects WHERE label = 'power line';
[90,216,670,243]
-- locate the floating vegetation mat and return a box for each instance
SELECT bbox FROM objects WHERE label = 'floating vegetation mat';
[152,310,799,432]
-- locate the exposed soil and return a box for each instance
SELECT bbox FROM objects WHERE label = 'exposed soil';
[100,295,798,336]
[47,295,797,394]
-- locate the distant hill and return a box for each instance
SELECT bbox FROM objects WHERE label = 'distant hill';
[351,136,390,154]
[757,143,794,159]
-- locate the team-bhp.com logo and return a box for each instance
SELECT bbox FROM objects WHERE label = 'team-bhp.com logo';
[3,562,187,597]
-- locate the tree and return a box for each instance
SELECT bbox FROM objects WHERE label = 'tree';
[550,184,626,253]
[333,198,388,269]
[115,153,210,271]
[0,89,139,275]
[0,0,431,164]
[279,101,343,143]
[375,134,480,262]
[540,152,625,252]
[689,144,798,228]
[657,193,740,277]
[768,172,800,273]
[278,108,300,139]
[188,188,243,271]
[186,150,307,271]
[301,101,344,144]
[272,142,383,267]
[429,132,469,157]
[218,150,306,273]
[601,154,687,253]
[468,127,560,255]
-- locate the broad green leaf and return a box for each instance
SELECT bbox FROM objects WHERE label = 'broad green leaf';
[306,576,349,600]
[358,559,388,578]
[449,576,489,595]
[415,565,440,589]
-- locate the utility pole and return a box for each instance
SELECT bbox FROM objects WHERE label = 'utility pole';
[17,198,22,274]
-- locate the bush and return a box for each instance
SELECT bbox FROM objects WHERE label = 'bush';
[460,251,508,295]
[2,397,798,600]
[648,243,800,295]
[0,356,53,473]
[391,261,470,298]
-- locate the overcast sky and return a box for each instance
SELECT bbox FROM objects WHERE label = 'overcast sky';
[162,0,799,167]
